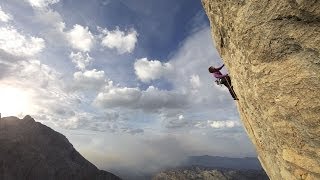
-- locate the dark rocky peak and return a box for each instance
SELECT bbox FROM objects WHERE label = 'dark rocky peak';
[22,115,35,122]
[0,116,121,180]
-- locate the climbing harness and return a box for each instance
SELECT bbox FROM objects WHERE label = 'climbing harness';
[215,79,222,86]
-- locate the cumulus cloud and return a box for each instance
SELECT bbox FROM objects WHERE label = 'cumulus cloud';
[95,81,142,108]
[95,84,188,112]
[73,69,106,90]
[70,51,93,70]
[67,24,94,52]
[134,58,173,83]
[0,7,12,22]
[101,28,138,54]
[0,26,45,58]
[26,0,60,8]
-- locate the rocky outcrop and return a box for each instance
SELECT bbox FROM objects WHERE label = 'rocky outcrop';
[152,167,268,180]
[0,116,121,180]
[202,0,320,179]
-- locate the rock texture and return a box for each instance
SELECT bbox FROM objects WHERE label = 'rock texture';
[152,167,268,180]
[202,0,320,179]
[0,116,121,180]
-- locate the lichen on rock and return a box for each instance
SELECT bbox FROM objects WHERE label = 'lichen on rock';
[202,0,320,179]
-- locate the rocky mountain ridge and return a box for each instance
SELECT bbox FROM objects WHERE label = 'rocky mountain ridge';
[152,166,268,180]
[183,155,262,170]
[0,115,120,180]
[202,0,320,179]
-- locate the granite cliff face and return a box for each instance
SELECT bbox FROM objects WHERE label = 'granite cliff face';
[0,116,120,180]
[202,0,320,179]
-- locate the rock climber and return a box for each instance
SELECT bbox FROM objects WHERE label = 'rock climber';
[208,64,238,100]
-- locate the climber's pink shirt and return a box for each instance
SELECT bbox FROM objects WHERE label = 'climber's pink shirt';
[212,71,227,79]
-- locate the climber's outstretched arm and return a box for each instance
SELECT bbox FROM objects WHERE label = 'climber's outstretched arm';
[216,64,224,70]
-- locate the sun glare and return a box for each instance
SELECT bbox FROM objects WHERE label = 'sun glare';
[0,86,31,117]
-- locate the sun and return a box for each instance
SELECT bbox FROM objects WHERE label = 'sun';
[0,86,31,117]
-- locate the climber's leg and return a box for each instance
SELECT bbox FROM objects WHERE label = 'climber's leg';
[228,86,238,100]
[225,75,231,85]
[222,76,238,100]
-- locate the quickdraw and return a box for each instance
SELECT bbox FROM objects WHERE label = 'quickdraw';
[215,79,222,86]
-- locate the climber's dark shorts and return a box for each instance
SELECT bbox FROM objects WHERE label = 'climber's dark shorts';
[219,76,238,100]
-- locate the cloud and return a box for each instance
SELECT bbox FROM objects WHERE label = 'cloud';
[31,8,68,47]
[195,120,241,129]
[26,0,60,8]
[34,8,66,32]
[56,112,114,132]
[18,60,60,88]
[62,112,105,130]
[10,60,100,122]
[0,7,12,22]
[164,114,190,129]
[134,58,173,82]
[94,84,188,112]
[67,24,94,52]
[0,26,45,58]
[122,128,144,135]
[95,81,142,108]
[70,51,93,70]
[73,69,106,90]
[139,86,188,111]
[0,62,15,79]
[190,74,201,89]
[0,59,79,121]
[101,28,138,54]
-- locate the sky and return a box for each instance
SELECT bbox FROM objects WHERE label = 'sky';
[0,0,257,176]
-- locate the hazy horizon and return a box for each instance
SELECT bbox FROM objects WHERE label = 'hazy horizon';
[0,0,257,175]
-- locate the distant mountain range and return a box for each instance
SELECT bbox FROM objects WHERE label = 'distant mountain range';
[116,155,268,180]
[182,155,264,170]
[152,166,268,180]
[151,156,268,180]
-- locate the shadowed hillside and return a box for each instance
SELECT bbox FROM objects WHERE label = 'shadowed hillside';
[0,115,120,180]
